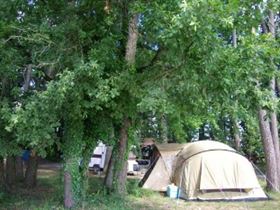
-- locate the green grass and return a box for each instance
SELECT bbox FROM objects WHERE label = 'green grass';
[0,169,280,210]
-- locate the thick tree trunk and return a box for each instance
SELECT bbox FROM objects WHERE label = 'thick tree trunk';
[270,111,280,177]
[268,10,275,38]
[258,109,279,191]
[113,118,131,194]
[104,151,115,189]
[0,157,5,189]
[63,116,84,208]
[24,152,38,188]
[270,77,280,179]
[105,13,138,195]
[6,156,16,187]
[64,168,75,208]
[103,146,112,173]
[268,10,280,178]
[125,15,138,64]
[15,156,24,181]
[64,156,82,208]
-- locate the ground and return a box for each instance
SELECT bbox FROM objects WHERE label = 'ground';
[0,161,280,210]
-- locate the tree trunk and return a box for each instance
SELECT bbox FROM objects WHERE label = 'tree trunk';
[160,114,168,143]
[267,10,280,185]
[258,10,280,191]
[103,146,112,173]
[232,28,241,151]
[125,15,138,65]
[64,169,75,208]
[6,156,16,188]
[270,110,280,179]
[24,152,38,188]
[105,13,138,195]
[0,157,5,190]
[20,64,33,182]
[232,28,237,48]
[268,10,275,38]
[270,77,280,165]
[15,156,24,181]
[198,124,206,140]
[104,149,114,189]
[23,64,32,92]
[113,118,131,194]
[232,119,241,151]
[63,116,84,208]
[258,109,279,191]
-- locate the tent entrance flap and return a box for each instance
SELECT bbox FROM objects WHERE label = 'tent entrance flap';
[140,156,170,191]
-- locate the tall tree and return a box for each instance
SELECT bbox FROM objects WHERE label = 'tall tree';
[257,9,280,191]
[105,12,139,195]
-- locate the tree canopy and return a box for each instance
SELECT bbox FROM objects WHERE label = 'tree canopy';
[1,0,280,208]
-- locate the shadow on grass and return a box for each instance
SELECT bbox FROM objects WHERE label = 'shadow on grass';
[1,170,280,210]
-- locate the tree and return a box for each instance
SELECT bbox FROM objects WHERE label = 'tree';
[257,9,280,191]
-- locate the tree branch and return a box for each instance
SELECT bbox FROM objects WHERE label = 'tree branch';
[137,47,163,73]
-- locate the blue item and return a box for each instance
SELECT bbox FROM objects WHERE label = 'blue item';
[167,184,180,199]
[22,150,30,161]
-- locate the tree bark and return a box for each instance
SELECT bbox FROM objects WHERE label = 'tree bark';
[64,171,74,208]
[23,64,32,92]
[104,148,114,189]
[0,157,5,189]
[125,15,138,65]
[24,152,38,188]
[258,110,279,191]
[232,28,237,48]
[15,156,24,181]
[105,13,138,195]
[6,156,16,188]
[160,114,168,143]
[231,117,241,151]
[198,124,206,140]
[19,64,33,183]
[232,28,241,151]
[257,10,280,191]
[113,118,131,194]
[269,77,280,181]
[268,10,275,38]
[63,115,84,208]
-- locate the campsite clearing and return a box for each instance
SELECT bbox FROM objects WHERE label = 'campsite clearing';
[0,168,279,210]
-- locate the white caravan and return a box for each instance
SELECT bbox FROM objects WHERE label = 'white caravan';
[88,142,107,173]
[89,142,140,175]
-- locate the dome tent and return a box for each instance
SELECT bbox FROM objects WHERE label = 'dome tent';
[140,140,267,201]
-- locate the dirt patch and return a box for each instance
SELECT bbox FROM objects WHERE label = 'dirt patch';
[38,159,62,171]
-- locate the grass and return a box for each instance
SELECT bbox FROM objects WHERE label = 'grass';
[0,169,280,210]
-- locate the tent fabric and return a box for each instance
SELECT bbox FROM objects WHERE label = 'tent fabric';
[141,156,170,191]
[140,140,267,200]
[141,143,187,191]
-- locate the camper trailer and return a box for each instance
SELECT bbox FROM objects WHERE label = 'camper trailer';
[88,142,107,173]
[89,142,140,175]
